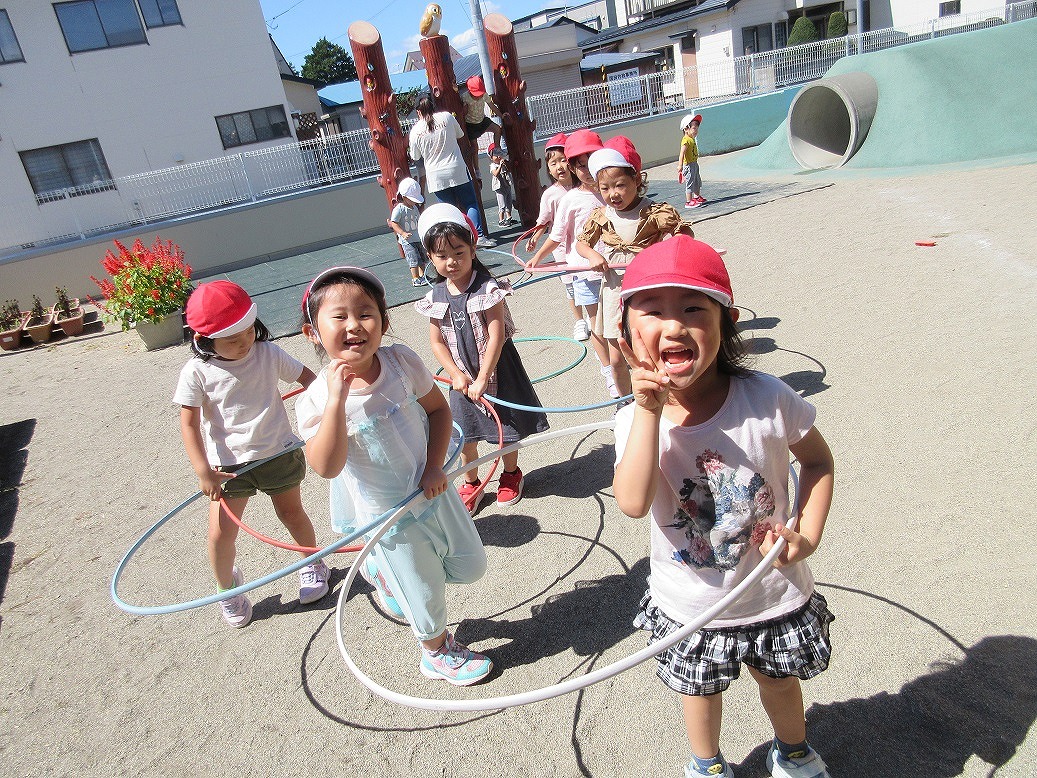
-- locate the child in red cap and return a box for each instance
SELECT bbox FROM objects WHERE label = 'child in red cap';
[678,114,706,207]
[614,236,836,778]
[461,74,502,149]
[576,135,692,402]
[175,281,324,627]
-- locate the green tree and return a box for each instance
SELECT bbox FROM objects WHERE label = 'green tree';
[787,16,820,46]
[301,38,357,86]
[827,11,848,38]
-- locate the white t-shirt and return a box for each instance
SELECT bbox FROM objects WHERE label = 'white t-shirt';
[390,202,421,246]
[536,182,569,265]
[614,371,817,628]
[173,341,305,466]
[548,186,604,278]
[408,112,470,193]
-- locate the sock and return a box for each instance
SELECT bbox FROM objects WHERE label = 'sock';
[774,737,810,760]
[688,752,727,775]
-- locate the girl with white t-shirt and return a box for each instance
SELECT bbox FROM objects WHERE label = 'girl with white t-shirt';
[613,236,836,778]
[175,281,324,629]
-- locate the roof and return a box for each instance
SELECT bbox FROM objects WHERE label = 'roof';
[318,70,431,107]
[581,0,738,49]
[580,51,659,71]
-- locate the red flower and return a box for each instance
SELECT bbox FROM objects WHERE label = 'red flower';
[151,289,161,300]
[147,307,155,316]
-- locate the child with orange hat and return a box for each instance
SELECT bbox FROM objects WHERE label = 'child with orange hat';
[175,281,324,628]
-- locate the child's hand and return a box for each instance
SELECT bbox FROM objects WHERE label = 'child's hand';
[451,372,471,394]
[525,234,539,253]
[198,468,235,501]
[402,230,411,240]
[326,359,356,404]
[419,464,448,499]
[586,251,608,273]
[760,522,817,568]
[618,332,670,413]
[467,376,488,403]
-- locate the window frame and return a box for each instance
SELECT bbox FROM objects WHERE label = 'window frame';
[215,105,293,150]
[137,0,181,28]
[53,0,147,55]
[938,1,961,17]
[19,138,116,203]
[0,9,24,63]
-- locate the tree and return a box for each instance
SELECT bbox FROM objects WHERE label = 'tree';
[394,86,427,119]
[787,16,820,47]
[301,38,357,86]
[827,11,848,38]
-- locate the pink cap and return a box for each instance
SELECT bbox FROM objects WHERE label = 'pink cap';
[544,132,568,151]
[563,129,604,161]
[466,75,486,98]
[186,281,257,338]
[620,235,733,307]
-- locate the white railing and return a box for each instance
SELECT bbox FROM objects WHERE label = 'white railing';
[3,0,1033,258]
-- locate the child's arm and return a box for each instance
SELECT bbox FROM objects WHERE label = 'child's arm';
[575,238,608,273]
[528,236,560,267]
[468,302,506,402]
[179,406,233,501]
[429,321,470,394]
[525,226,546,254]
[387,216,410,241]
[297,366,317,388]
[613,332,670,517]
[303,361,354,478]
[416,384,452,499]
[761,426,835,567]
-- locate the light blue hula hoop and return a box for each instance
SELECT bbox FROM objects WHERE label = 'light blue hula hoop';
[111,428,465,616]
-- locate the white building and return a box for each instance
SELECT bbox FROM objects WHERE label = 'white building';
[0,0,295,252]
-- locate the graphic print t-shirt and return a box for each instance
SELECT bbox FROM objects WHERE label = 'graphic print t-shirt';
[614,372,817,627]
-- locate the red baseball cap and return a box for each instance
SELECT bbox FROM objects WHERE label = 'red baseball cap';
[621,236,733,307]
[466,75,486,98]
[563,129,604,161]
[544,132,568,151]
[680,113,703,130]
[589,135,642,178]
[186,281,257,338]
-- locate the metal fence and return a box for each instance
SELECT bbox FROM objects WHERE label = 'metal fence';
[4,0,1034,258]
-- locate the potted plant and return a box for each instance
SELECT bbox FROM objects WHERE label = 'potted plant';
[53,286,85,336]
[23,295,55,344]
[90,237,194,350]
[0,299,26,351]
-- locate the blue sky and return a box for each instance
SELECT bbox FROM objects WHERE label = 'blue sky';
[259,0,549,74]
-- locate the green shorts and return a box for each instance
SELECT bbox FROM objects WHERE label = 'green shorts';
[218,448,306,499]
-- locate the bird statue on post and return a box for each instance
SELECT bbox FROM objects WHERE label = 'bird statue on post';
[419,4,443,37]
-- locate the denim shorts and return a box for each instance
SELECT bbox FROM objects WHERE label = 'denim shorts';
[571,276,601,306]
[401,240,427,269]
[634,590,835,696]
[218,448,306,498]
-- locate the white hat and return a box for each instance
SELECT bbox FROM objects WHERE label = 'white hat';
[588,147,632,179]
[680,113,702,130]
[417,202,477,243]
[397,177,424,204]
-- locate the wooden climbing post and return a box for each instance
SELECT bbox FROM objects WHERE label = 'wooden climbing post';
[348,21,410,209]
[483,13,538,228]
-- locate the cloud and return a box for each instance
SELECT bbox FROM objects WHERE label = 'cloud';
[447,27,478,53]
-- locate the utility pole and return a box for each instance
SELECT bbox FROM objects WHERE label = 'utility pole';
[469,0,494,96]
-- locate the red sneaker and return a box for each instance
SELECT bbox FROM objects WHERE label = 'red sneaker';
[496,468,524,506]
[456,480,482,513]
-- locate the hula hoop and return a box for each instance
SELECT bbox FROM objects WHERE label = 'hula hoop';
[111,427,468,616]
[434,336,586,386]
[335,420,801,711]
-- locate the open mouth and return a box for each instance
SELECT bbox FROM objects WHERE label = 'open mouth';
[661,348,694,372]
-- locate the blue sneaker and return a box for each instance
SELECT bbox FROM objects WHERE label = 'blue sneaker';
[360,558,405,619]
[685,760,733,777]
[766,743,830,778]
[420,632,493,686]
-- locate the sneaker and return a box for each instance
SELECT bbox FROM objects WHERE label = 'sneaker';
[219,566,253,628]
[298,560,330,605]
[766,743,830,778]
[496,468,524,506]
[420,632,493,686]
[601,365,620,399]
[359,557,406,618]
[476,236,497,248]
[689,199,704,208]
[684,201,695,209]
[685,762,733,778]
[456,479,483,513]
[412,277,425,287]
[695,195,708,204]
[573,318,590,341]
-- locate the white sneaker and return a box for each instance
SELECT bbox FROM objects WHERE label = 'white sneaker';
[219,566,253,628]
[298,560,330,604]
[476,236,497,248]
[601,365,619,398]
[766,743,830,778]
[573,318,590,341]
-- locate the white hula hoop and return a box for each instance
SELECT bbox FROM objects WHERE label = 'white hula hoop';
[335,419,800,712]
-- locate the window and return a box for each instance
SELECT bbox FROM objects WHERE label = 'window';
[138,0,180,28]
[939,1,961,16]
[19,139,115,202]
[1,9,24,63]
[742,24,774,55]
[216,106,292,149]
[54,0,146,54]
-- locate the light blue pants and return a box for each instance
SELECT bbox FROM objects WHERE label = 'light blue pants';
[369,493,487,641]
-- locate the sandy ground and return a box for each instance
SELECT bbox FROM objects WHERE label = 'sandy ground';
[1,158,1036,778]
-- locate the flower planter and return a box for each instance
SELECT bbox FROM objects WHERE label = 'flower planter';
[53,299,85,336]
[23,311,55,344]
[135,310,185,350]
[0,314,27,351]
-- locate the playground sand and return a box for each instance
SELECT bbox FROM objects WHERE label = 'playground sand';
[1,159,1035,777]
